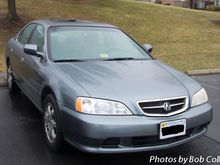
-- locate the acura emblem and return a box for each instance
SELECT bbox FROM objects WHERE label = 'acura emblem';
[163,102,171,112]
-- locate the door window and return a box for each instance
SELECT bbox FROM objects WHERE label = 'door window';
[29,25,44,52]
[18,24,36,45]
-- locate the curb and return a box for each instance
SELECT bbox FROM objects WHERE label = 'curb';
[0,80,7,86]
[0,73,7,86]
[185,69,220,76]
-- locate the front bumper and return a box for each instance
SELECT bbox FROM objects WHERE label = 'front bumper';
[61,103,212,153]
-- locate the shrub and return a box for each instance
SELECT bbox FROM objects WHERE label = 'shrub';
[206,5,220,11]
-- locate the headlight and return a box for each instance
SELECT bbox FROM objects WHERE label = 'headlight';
[191,88,208,107]
[75,97,132,115]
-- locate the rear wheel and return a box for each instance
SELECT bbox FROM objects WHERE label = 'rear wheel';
[43,94,64,152]
[7,61,20,94]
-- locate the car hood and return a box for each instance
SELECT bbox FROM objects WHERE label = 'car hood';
[56,60,189,104]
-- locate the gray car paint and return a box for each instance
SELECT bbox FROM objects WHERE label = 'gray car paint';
[5,20,212,153]
[61,102,212,153]
[55,60,191,114]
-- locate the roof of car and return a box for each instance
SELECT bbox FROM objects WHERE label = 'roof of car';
[31,19,117,28]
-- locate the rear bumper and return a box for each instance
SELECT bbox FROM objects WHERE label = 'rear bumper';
[61,103,212,153]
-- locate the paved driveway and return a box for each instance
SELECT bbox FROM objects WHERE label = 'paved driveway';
[0,74,219,165]
[193,74,220,143]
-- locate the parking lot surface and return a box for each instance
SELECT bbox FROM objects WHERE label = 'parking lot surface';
[0,74,219,165]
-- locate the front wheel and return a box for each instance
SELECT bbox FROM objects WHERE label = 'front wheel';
[7,62,20,94]
[43,94,64,152]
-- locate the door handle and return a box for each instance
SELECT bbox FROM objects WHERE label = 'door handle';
[20,57,24,63]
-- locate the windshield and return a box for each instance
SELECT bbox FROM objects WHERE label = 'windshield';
[48,26,151,61]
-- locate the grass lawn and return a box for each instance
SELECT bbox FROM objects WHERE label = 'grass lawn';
[0,0,220,72]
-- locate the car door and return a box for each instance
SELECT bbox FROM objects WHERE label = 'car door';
[21,24,45,106]
[11,23,37,87]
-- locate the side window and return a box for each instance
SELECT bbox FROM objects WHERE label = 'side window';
[18,24,36,45]
[29,25,44,52]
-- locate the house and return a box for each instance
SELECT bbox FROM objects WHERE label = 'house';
[213,0,220,5]
[140,0,218,9]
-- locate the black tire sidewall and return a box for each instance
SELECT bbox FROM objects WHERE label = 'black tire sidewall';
[43,94,63,152]
[7,62,20,94]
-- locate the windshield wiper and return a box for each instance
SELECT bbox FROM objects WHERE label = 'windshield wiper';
[54,57,146,62]
[102,57,136,61]
[53,59,86,62]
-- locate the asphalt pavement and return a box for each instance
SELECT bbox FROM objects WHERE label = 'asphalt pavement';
[0,74,219,165]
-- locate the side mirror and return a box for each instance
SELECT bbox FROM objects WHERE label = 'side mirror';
[143,44,153,53]
[24,44,43,58]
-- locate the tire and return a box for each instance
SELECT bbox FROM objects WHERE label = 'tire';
[43,94,64,152]
[7,61,20,94]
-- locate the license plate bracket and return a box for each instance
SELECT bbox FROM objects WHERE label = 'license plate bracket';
[160,119,186,140]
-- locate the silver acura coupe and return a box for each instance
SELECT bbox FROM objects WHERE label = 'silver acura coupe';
[5,19,212,153]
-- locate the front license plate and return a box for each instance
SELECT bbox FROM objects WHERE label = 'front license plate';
[160,119,186,140]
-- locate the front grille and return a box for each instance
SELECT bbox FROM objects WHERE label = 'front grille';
[138,96,188,116]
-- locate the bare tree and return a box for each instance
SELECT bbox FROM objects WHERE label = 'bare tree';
[7,0,18,20]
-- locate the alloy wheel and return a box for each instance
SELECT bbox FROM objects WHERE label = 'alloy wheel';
[7,65,13,89]
[44,103,57,143]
